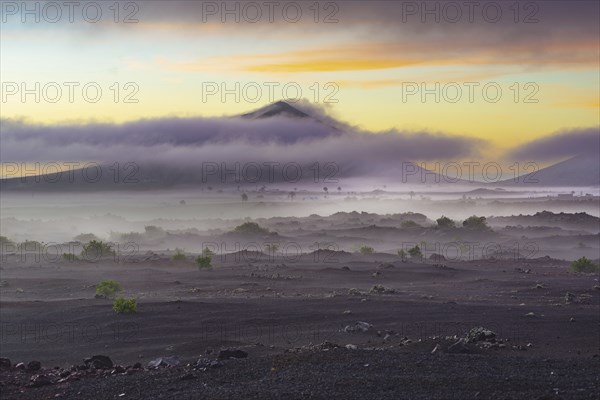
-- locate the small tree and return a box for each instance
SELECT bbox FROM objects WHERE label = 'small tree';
[408,245,422,259]
[570,257,599,273]
[436,216,455,229]
[96,280,122,298]
[462,215,490,231]
[196,255,212,269]
[113,297,137,314]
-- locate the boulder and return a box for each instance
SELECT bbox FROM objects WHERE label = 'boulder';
[84,355,114,370]
[26,360,41,372]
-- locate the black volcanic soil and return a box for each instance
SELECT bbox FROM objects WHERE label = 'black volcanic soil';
[1,253,599,399]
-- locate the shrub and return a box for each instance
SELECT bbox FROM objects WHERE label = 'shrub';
[81,240,115,259]
[172,248,186,261]
[401,220,420,228]
[359,245,374,255]
[113,297,137,314]
[570,257,599,273]
[408,245,422,259]
[195,255,212,269]
[233,222,269,235]
[462,215,490,231]
[96,280,122,298]
[436,216,455,229]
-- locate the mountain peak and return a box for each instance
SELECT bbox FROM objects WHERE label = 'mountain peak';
[240,101,310,120]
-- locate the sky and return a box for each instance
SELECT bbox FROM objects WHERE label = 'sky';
[0,0,599,173]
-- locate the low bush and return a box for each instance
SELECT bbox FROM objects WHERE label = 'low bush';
[113,297,137,314]
[96,280,122,298]
[570,257,599,273]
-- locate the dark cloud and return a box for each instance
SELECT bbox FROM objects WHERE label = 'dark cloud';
[507,127,600,161]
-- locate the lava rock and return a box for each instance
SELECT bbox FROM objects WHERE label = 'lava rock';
[447,339,473,354]
[148,356,180,368]
[84,355,114,370]
[218,348,248,360]
[468,327,496,343]
[30,374,52,387]
[26,360,41,372]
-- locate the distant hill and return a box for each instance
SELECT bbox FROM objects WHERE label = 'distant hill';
[495,155,600,187]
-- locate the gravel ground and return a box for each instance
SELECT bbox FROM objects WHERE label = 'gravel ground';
[2,349,599,400]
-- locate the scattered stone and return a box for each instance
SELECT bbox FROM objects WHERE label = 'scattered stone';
[26,360,41,372]
[342,310,352,315]
[369,284,395,294]
[570,317,576,322]
[30,374,53,387]
[345,344,358,350]
[565,292,576,304]
[372,271,381,277]
[84,355,113,370]
[343,321,373,333]
[467,327,496,343]
[341,266,351,271]
[15,288,24,293]
[535,283,545,289]
[447,339,472,354]
[217,348,248,360]
[148,356,180,368]
[348,288,362,296]
[195,358,222,369]
[15,362,25,370]
[0,358,11,368]
[431,344,441,354]
[525,312,536,318]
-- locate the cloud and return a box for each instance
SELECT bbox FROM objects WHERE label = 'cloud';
[0,103,484,180]
[507,127,600,161]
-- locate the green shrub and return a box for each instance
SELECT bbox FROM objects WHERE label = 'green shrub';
[233,222,269,235]
[172,248,186,261]
[81,240,115,259]
[408,245,422,258]
[570,257,599,273]
[195,255,212,269]
[359,245,374,255]
[96,280,122,298]
[113,297,137,313]
[436,216,456,229]
[462,216,490,231]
